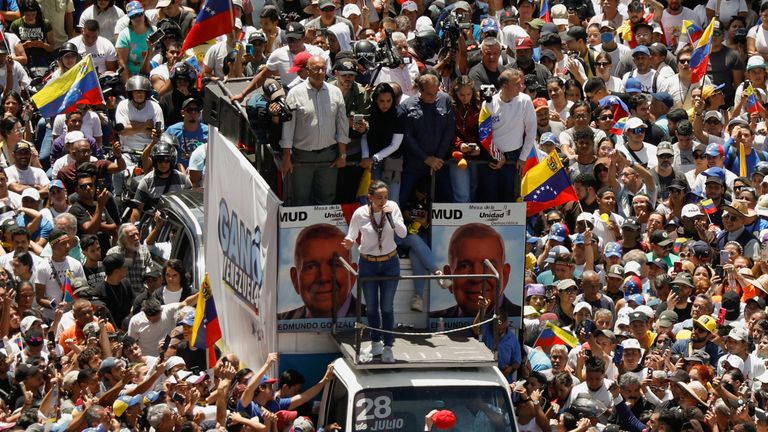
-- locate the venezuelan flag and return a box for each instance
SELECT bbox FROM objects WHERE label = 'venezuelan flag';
[522,145,539,176]
[62,270,76,303]
[521,152,578,216]
[690,19,715,84]
[745,84,765,114]
[534,322,578,349]
[681,20,703,45]
[599,95,630,134]
[478,100,503,161]
[31,55,103,119]
[191,273,223,366]
[539,0,550,22]
[700,198,717,215]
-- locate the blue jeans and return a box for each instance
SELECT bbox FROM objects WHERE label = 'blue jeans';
[397,234,437,296]
[476,159,519,202]
[448,161,478,203]
[35,117,52,172]
[359,255,400,347]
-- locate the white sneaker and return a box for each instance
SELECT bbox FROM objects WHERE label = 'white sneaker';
[435,270,452,289]
[381,346,395,363]
[364,341,384,356]
[410,294,424,312]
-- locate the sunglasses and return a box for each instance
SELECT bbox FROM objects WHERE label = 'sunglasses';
[629,127,646,135]
[548,218,562,223]
[598,115,613,121]
[693,152,705,159]
[78,182,95,189]
[596,62,611,67]
[155,157,174,163]
[659,154,674,159]
[185,107,201,113]
[678,58,690,64]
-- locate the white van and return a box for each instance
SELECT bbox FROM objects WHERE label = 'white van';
[318,334,518,432]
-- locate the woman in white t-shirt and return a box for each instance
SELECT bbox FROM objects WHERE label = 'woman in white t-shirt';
[546,77,573,123]
[747,4,768,61]
[160,259,193,305]
[595,51,624,93]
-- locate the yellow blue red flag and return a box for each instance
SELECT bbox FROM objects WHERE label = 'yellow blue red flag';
[521,152,578,216]
[31,55,103,119]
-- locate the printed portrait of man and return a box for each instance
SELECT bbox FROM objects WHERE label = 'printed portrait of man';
[278,223,365,320]
[430,223,519,318]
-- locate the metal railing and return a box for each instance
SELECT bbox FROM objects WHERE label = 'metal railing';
[331,253,502,363]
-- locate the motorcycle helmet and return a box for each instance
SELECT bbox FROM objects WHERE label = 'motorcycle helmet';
[58,42,81,61]
[151,134,178,169]
[353,39,377,69]
[170,62,198,83]
[126,75,152,93]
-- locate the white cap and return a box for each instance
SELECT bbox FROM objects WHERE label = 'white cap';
[551,3,567,26]
[20,316,44,336]
[719,353,745,372]
[624,117,645,131]
[342,3,360,17]
[617,306,633,322]
[635,305,655,319]
[621,338,643,351]
[574,301,593,314]
[401,0,417,11]
[614,315,630,331]
[576,212,595,225]
[415,16,433,32]
[21,188,40,201]
[165,356,186,372]
[624,261,642,276]
[682,203,704,218]
[64,131,87,145]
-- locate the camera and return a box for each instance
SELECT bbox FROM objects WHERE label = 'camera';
[376,29,403,69]
[441,11,468,52]
[262,78,293,122]
[480,84,496,102]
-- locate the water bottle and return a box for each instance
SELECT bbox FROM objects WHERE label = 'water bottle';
[437,318,445,332]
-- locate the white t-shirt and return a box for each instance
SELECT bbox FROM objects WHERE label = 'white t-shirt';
[748,25,768,56]
[52,155,97,177]
[565,379,615,411]
[660,7,696,48]
[38,257,85,302]
[68,35,118,75]
[161,287,182,304]
[149,63,170,81]
[616,141,659,169]
[202,40,233,80]
[52,110,103,139]
[127,302,185,356]
[78,5,126,43]
[706,0,747,26]
[265,44,327,86]
[5,165,50,188]
[0,61,30,94]
[622,69,656,93]
[114,99,164,151]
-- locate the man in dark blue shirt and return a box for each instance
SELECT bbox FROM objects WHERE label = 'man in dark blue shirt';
[399,74,455,204]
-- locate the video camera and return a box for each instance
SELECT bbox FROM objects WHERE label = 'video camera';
[262,78,293,122]
[354,29,404,70]
[480,84,496,102]
[441,10,470,52]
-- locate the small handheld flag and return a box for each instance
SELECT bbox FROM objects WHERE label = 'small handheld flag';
[700,198,717,215]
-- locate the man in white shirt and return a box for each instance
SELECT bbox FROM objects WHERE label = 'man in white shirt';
[36,229,85,307]
[622,45,656,93]
[68,19,118,75]
[476,68,536,202]
[373,31,419,96]
[658,0,696,48]
[0,48,30,94]
[5,141,49,200]
[616,117,659,169]
[115,76,164,152]
[127,297,194,356]
[202,19,244,80]
[565,356,614,421]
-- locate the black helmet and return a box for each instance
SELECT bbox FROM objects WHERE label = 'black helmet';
[58,43,80,60]
[170,62,197,82]
[151,134,178,166]
[126,75,152,93]
[353,39,377,69]
[156,18,182,42]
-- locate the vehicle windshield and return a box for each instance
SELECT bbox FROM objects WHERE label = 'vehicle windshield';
[352,385,515,432]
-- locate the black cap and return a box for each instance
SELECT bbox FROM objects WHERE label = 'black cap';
[144,262,163,279]
[621,217,641,231]
[15,363,39,381]
[634,21,653,32]
[668,178,688,191]
[628,0,644,11]
[677,121,693,136]
[650,229,673,246]
[539,31,561,46]
[285,22,305,39]
[539,48,557,62]
[182,98,201,110]
[705,175,725,186]
[334,58,358,75]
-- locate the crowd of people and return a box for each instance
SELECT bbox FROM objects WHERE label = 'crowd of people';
[4,0,768,427]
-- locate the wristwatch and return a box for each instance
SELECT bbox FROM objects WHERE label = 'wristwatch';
[339,153,347,160]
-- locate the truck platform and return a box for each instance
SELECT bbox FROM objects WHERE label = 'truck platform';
[333,330,498,370]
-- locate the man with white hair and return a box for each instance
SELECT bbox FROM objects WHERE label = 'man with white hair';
[373,31,419,96]
[40,213,84,262]
[106,223,152,296]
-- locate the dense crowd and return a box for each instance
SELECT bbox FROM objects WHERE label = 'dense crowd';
[3,0,768,428]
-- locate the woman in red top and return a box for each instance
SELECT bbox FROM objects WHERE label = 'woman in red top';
[449,76,481,203]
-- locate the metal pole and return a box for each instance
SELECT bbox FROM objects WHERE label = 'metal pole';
[483,259,501,355]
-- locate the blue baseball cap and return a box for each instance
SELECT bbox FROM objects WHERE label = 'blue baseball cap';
[705,143,724,157]
[548,222,567,242]
[125,0,144,17]
[179,312,195,327]
[651,92,674,108]
[632,45,650,56]
[625,293,645,305]
[540,132,559,146]
[703,166,726,179]
[604,242,622,258]
[573,233,585,245]
[625,77,643,93]
[481,18,499,33]
[526,234,539,244]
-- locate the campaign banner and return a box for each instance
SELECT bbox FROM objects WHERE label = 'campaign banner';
[204,128,280,368]
[429,203,526,331]
[277,205,364,333]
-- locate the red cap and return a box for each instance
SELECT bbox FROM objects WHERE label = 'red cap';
[275,411,298,430]
[288,52,312,73]
[516,36,534,50]
[533,97,548,111]
[433,410,456,430]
